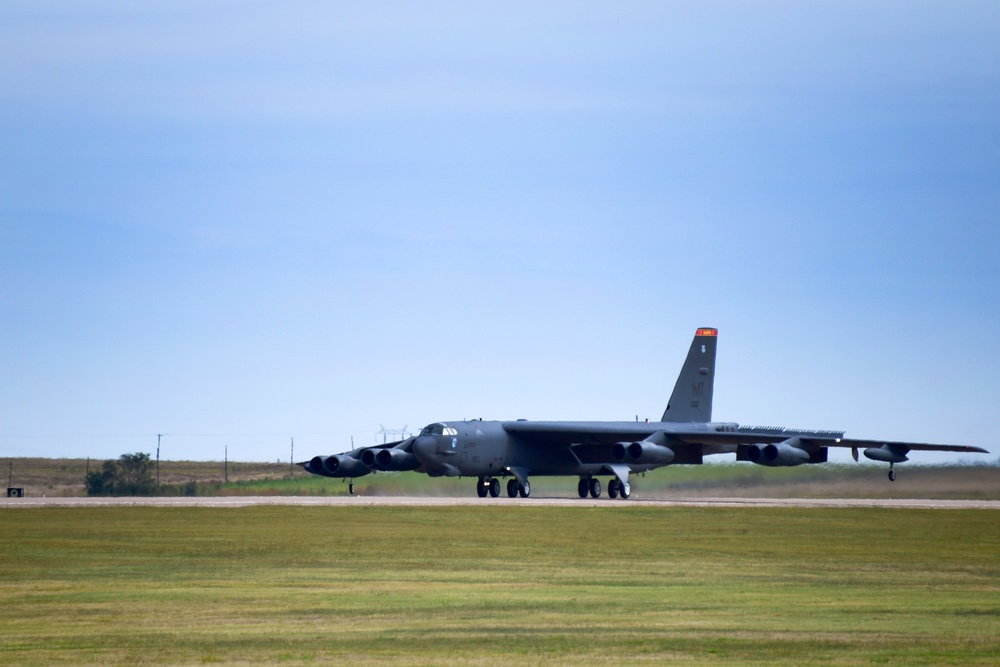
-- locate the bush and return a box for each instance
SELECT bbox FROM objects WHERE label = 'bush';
[85,453,157,496]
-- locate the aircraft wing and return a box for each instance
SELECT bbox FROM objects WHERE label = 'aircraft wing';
[502,421,675,444]
[502,421,843,447]
[502,421,987,454]
[829,439,987,454]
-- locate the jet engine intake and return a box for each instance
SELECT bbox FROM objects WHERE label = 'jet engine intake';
[322,454,370,478]
[306,456,326,475]
[613,432,675,465]
[625,441,676,465]
[373,448,420,472]
[747,438,811,467]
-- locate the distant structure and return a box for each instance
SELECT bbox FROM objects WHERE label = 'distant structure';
[377,425,410,444]
[7,460,23,497]
[156,433,168,485]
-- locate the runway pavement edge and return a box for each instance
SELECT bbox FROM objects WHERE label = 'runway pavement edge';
[3,496,998,509]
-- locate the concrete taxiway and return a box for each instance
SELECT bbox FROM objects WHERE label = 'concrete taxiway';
[3,496,998,509]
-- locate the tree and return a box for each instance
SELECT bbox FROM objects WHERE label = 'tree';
[84,460,117,496]
[85,452,157,496]
[116,452,155,494]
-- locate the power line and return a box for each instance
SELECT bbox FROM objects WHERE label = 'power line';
[377,425,410,444]
[0,430,359,440]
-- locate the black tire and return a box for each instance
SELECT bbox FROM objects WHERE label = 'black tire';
[349,483,355,495]
[519,481,531,498]
[489,478,501,498]
[578,479,590,498]
[589,478,601,499]
[477,479,488,498]
[608,479,619,499]
[619,481,631,499]
[888,469,896,482]
[507,479,519,498]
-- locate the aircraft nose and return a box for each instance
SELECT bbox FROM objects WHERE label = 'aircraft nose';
[411,436,438,464]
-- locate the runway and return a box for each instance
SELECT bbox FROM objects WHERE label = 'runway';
[3,496,999,509]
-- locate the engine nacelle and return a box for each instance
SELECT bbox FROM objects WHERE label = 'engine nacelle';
[613,432,675,464]
[373,448,421,472]
[747,438,811,467]
[307,456,327,475]
[863,445,909,464]
[321,454,371,478]
[625,441,676,465]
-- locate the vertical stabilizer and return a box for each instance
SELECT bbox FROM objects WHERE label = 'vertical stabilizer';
[661,328,718,423]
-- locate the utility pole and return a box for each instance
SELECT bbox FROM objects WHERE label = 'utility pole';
[225,445,228,484]
[156,434,165,486]
[289,438,294,478]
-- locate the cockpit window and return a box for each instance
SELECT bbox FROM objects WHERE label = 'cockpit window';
[421,423,458,437]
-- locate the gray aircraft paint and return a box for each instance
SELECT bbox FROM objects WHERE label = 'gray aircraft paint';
[301,328,988,498]
[662,327,717,423]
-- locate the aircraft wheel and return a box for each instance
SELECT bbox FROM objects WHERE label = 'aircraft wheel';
[507,479,519,498]
[589,478,602,499]
[888,469,896,482]
[578,479,590,499]
[489,478,501,498]
[608,479,619,499]
[519,481,531,498]
[477,478,488,498]
[349,483,355,495]
[619,481,631,499]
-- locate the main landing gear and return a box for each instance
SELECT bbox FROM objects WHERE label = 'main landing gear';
[608,478,631,499]
[578,477,631,500]
[477,476,529,499]
[578,478,600,498]
[506,478,530,498]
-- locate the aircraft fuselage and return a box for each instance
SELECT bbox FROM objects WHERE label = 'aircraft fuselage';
[409,419,739,479]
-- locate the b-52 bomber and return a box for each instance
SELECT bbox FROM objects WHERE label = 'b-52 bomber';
[301,328,988,498]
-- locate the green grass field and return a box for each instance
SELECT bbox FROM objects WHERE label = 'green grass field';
[8,457,1000,499]
[1,506,997,665]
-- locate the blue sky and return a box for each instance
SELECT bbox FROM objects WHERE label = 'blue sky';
[2,2,998,464]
